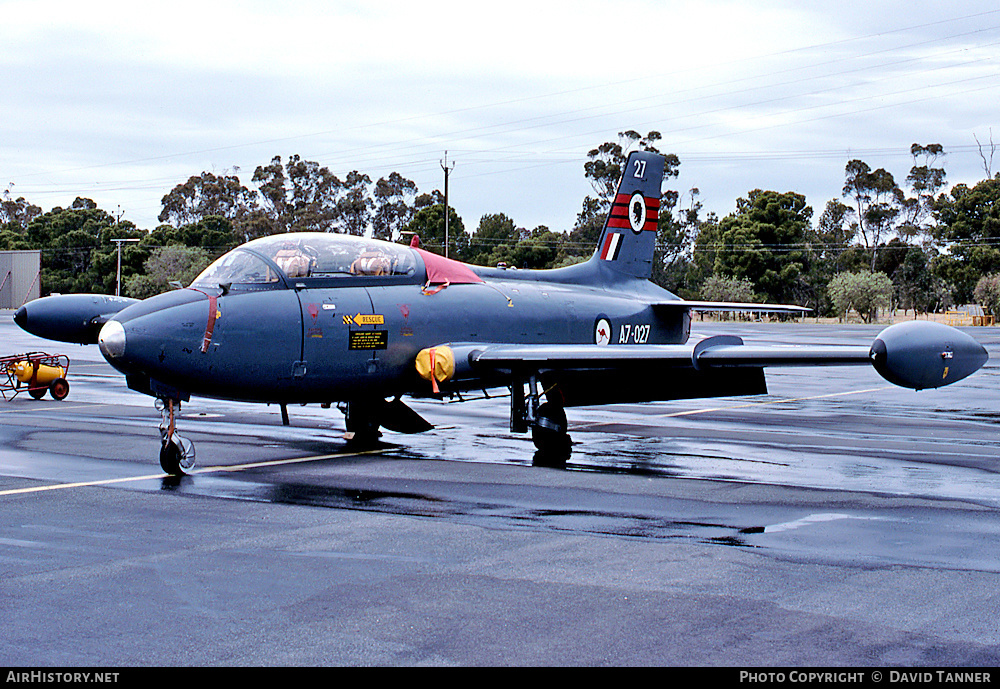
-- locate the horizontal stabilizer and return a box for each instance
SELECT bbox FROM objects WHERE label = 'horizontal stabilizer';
[653,300,810,314]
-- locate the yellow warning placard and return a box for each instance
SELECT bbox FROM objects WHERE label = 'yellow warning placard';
[349,330,388,350]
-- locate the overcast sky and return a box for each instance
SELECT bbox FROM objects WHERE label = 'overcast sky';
[4,0,1000,237]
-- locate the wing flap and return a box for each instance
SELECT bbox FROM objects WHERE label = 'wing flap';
[465,340,872,371]
[469,343,695,368]
[695,344,871,367]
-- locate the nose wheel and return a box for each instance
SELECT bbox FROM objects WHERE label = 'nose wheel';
[156,398,196,475]
[159,434,196,475]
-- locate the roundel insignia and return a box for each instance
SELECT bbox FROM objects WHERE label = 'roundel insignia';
[628,191,647,234]
[595,318,611,346]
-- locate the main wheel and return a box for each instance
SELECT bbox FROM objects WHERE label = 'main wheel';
[531,402,572,468]
[344,400,383,447]
[28,386,46,399]
[49,378,69,401]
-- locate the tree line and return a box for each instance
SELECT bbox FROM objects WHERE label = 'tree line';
[2,132,1000,320]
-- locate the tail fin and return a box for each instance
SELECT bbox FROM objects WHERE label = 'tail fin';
[593,150,664,279]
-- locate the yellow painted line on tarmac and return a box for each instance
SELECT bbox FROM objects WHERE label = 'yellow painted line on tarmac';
[572,386,892,430]
[0,472,172,496]
[194,446,392,474]
[0,403,103,414]
[0,447,392,498]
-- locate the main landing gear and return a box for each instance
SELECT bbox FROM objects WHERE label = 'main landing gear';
[339,397,435,447]
[512,375,572,468]
[341,398,383,447]
[157,398,196,475]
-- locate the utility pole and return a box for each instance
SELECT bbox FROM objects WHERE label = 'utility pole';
[440,151,455,258]
[111,238,140,297]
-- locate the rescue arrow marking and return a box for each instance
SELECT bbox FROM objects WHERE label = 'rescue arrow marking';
[344,314,385,326]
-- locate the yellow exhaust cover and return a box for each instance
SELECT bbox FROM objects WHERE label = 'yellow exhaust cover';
[415,346,455,392]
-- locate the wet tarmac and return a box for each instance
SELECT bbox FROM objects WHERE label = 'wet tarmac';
[3,313,1000,666]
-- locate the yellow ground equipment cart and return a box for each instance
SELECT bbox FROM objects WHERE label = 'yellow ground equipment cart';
[1,352,70,400]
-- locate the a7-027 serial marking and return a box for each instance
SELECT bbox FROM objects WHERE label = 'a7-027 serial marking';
[619,323,651,344]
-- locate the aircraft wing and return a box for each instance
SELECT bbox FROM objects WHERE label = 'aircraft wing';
[453,320,988,394]
[450,338,873,408]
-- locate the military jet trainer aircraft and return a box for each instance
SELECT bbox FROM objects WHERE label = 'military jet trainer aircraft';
[14,151,989,474]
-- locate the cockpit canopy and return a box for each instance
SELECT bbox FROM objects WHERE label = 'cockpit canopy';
[190,233,420,291]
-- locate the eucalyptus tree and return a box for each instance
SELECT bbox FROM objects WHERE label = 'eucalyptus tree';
[252,155,344,233]
[694,190,815,306]
[1,189,41,231]
[933,174,1000,303]
[899,143,946,241]
[159,171,258,229]
[336,170,374,236]
[372,172,418,240]
[842,160,901,270]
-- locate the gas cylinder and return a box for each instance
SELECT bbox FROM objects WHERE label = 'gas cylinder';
[9,361,65,385]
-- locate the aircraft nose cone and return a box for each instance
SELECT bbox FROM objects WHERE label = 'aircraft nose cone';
[13,305,27,330]
[98,320,126,361]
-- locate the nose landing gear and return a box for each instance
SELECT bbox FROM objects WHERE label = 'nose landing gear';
[156,398,196,475]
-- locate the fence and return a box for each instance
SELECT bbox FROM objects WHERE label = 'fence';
[945,310,995,326]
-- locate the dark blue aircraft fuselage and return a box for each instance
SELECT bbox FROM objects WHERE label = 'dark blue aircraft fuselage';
[100,233,690,405]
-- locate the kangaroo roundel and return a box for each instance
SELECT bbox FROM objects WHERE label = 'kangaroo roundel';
[629,191,647,234]
[595,318,612,346]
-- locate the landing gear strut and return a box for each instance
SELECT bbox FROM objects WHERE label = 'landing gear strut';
[157,398,196,475]
[512,375,572,468]
[341,399,383,447]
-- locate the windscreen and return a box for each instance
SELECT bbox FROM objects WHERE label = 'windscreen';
[190,249,282,288]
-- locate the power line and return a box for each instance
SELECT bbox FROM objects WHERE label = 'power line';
[13,11,1000,182]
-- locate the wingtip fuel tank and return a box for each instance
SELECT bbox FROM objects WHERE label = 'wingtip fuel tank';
[870,321,988,390]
